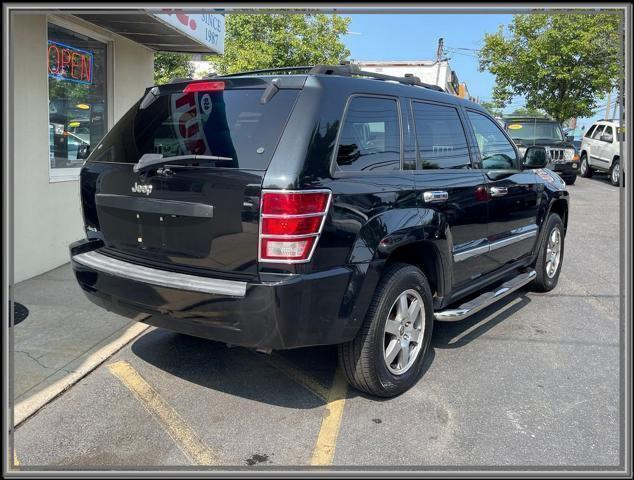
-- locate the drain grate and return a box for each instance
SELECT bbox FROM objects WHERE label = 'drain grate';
[14,302,29,325]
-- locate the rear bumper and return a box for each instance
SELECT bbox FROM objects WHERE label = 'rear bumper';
[69,240,360,350]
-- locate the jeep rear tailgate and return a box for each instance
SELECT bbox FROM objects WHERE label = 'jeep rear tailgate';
[80,79,302,280]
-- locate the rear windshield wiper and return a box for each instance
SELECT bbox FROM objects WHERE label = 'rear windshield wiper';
[133,153,233,173]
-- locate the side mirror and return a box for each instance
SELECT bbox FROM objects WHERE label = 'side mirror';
[77,144,91,160]
[565,135,574,142]
[601,133,613,143]
[522,146,549,169]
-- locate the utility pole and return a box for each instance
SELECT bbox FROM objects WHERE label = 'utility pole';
[605,90,611,120]
[612,89,619,119]
[435,37,444,89]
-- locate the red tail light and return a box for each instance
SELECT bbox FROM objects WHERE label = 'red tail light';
[259,190,331,263]
[183,81,225,93]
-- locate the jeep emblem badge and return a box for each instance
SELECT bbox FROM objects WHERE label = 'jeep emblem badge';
[131,182,153,195]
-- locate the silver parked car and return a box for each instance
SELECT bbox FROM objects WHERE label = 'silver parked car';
[579,120,622,186]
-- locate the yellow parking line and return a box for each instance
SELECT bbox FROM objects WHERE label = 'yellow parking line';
[259,353,348,466]
[107,360,218,465]
[310,369,348,466]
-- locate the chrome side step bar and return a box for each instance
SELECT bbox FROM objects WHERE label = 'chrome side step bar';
[434,270,536,322]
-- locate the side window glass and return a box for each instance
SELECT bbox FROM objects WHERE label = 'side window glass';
[584,124,597,138]
[411,102,470,169]
[602,126,613,142]
[592,125,605,139]
[466,111,518,170]
[336,97,401,172]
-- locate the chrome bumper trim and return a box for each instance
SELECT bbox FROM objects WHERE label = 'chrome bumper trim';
[72,251,247,297]
[434,270,536,322]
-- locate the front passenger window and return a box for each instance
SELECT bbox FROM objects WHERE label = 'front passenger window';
[466,111,518,169]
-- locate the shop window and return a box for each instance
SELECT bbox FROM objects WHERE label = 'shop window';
[47,23,107,181]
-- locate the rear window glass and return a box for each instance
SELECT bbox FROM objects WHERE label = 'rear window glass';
[89,88,299,170]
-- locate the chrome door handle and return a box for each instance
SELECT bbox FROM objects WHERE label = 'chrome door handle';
[423,191,449,203]
[489,186,508,197]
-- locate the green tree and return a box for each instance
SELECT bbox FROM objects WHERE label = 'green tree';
[208,14,351,74]
[154,52,194,85]
[479,100,503,117]
[510,106,546,117]
[479,13,621,123]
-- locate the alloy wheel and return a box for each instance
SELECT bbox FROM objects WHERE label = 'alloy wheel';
[383,289,425,375]
[612,163,620,185]
[545,227,562,278]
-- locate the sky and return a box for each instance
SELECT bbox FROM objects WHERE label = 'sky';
[341,14,614,138]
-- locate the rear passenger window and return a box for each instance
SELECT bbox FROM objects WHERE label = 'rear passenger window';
[412,102,470,169]
[336,97,401,172]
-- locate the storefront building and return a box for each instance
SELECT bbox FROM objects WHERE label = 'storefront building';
[11,10,224,282]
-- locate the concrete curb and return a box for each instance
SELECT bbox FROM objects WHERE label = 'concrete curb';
[14,321,152,427]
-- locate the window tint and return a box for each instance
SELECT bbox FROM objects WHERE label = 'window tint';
[412,102,470,169]
[467,111,518,170]
[336,97,401,172]
[90,89,299,170]
[591,125,605,139]
[602,125,613,141]
[585,124,597,138]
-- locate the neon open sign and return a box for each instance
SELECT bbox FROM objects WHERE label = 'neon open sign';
[48,41,93,84]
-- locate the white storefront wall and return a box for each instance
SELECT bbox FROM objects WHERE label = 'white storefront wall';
[12,14,154,282]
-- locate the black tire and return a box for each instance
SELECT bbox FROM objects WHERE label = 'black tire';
[609,158,620,186]
[579,153,593,178]
[563,175,577,185]
[531,214,564,292]
[338,263,434,397]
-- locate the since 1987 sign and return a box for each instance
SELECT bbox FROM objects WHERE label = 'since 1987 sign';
[151,9,225,54]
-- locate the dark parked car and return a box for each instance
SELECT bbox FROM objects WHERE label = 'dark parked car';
[70,65,569,397]
[502,115,580,185]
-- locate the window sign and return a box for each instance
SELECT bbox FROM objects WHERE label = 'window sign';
[47,23,107,182]
[48,41,93,84]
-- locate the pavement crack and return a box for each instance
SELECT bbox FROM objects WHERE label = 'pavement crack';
[15,350,55,371]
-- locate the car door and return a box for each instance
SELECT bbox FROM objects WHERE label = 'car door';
[596,125,614,169]
[587,124,605,168]
[465,109,541,270]
[408,100,495,290]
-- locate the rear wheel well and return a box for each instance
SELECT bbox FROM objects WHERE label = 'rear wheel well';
[385,242,443,298]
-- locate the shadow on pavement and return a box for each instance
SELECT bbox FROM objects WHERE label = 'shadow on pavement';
[131,328,340,409]
[432,290,532,350]
[130,289,531,406]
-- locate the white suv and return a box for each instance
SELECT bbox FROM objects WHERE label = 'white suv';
[579,120,622,186]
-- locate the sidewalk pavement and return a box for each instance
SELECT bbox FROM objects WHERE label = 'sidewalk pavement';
[13,263,150,424]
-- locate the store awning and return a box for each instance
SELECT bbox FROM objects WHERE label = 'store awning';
[73,11,224,54]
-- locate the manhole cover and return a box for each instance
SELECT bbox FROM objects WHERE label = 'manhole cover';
[14,302,29,325]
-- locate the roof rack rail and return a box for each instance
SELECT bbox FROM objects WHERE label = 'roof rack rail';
[308,63,444,92]
[220,66,313,77]
[216,63,444,92]
[168,77,193,84]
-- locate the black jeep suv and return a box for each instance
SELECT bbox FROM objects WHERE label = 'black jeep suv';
[70,64,569,397]
[502,115,580,185]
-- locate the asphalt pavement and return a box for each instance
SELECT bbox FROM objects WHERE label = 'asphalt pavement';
[12,175,623,470]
